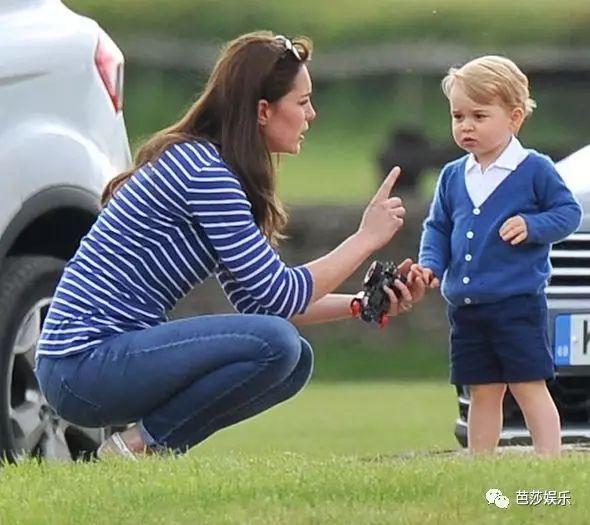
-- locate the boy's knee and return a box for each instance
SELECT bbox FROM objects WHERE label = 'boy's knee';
[508,380,549,399]
[470,383,507,402]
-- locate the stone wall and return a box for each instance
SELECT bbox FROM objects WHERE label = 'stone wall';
[171,193,450,351]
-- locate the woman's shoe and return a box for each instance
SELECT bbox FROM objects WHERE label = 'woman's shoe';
[96,432,138,461]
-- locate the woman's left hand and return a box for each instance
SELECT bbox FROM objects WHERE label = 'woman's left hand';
[383,258,427,316]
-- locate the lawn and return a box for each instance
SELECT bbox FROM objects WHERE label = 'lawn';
[1,382,588,524]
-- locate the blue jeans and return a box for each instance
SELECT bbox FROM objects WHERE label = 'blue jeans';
[35,314,313,452]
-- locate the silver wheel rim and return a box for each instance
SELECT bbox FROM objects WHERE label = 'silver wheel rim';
[8,297,105,461]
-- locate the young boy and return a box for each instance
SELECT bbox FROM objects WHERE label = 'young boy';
[414,56,582,456]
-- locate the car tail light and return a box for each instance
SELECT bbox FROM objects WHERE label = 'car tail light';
[95,32,124,112]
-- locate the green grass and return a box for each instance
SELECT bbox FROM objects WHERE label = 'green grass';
[1,382,589,524]
[4,454,589,524]
[195,382,457,457]
[68,0,590,47]
[310,341,448,382]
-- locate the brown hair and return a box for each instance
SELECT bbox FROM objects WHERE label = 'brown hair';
[442,55,536,119]
[102,31,313,245]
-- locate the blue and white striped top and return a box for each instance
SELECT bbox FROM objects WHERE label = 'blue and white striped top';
[38,141,313,357]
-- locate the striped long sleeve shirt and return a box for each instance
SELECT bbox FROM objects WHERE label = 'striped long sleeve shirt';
[38,141,313,357]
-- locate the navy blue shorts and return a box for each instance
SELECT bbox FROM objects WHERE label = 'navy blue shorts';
[448,294,554,385]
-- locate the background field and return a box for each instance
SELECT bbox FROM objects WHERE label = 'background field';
[124,66,590,204]
[71,0,590,46]
[69,0,590,204]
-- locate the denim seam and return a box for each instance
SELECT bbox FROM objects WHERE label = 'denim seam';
[193,358,310,442]
[154,338,277,446]
[156,364,264,446]
[123,333,274,357]
[60,380,102,412]
[202,342,312,433]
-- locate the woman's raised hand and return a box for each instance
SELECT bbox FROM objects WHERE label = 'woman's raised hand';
[357,166,405,251]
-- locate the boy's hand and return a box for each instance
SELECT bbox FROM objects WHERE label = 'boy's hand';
[499,215,528,245]
[410,263,440,289]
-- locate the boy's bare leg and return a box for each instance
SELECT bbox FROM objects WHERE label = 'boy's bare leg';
[509,381,561,456]
[468,383,507,454]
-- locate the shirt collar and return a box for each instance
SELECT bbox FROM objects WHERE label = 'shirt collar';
[465,136,528,173]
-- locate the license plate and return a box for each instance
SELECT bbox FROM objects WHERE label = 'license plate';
[554,314,590,365]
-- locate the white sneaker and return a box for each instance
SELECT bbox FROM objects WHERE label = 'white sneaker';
[96,432,138,461]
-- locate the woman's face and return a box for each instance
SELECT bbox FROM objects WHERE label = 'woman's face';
[258,65,317,154]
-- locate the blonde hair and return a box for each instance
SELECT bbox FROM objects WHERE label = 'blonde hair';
[442,55,536,118]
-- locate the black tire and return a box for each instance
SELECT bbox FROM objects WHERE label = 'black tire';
[454,422,468,448]
[0,256,106,462]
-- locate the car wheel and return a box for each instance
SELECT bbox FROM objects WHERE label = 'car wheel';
[0,255,106,462]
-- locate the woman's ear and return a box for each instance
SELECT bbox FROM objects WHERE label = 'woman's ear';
[257,99,271,126]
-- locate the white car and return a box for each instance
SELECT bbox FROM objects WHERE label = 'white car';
[0,0,131,461]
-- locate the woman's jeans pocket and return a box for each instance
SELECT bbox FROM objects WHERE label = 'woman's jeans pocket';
[35,356,105,428]
[56,379,105,428]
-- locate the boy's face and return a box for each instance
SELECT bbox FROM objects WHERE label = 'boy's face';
[448,84,524,167]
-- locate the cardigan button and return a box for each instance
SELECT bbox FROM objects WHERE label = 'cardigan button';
[463,276,470,284]
[466,231,474,239]
[464,297,472,305]
[473,208,481,215]
[465,254,472,262]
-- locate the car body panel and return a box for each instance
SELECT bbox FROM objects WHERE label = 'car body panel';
[0,0,130,214]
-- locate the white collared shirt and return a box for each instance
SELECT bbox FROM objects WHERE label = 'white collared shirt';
[464,136,529,207]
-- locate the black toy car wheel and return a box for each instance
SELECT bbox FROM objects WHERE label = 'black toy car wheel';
[363,261,382,287]
[0,256,106,462]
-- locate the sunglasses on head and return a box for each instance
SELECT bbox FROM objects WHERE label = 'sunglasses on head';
[275,35,302,61]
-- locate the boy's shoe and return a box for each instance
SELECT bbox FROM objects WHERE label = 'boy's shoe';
[96,432,138,461]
